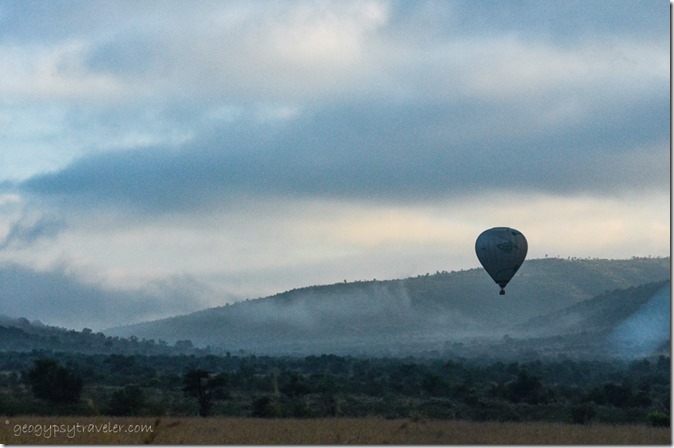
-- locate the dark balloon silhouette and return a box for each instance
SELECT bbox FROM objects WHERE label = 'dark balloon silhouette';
[475,227,528,295]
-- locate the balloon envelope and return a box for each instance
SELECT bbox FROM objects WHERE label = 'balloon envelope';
[475,227,528,294]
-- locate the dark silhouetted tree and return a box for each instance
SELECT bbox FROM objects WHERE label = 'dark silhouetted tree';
[25,358,83,404]
[182,368,228,417]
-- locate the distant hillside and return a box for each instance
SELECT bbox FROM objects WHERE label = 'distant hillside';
[489,280,671,359]
[0,315,206,356]
[105,257,670,355]
[515,280,670,337]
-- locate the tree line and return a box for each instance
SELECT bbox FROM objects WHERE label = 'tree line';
[0,351,669,426]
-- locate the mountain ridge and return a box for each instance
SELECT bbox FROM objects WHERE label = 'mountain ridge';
[104,257,670,355]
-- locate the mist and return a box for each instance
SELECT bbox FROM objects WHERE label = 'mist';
[105,281,489,355]
[608,283,670,357]
[0,257,667,358]
[105,258,671,357]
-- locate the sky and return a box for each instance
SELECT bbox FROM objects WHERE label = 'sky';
[0,0,669,330]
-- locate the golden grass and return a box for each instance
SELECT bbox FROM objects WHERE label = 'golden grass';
[1,416,670,445]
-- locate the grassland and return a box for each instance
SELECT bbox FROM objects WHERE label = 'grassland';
[1,416,670,445]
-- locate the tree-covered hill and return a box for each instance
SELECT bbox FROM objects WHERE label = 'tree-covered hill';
[515,280,669,337]
[104,257,669,356]
[0,315,205,356]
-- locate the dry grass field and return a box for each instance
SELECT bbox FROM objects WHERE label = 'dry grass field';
[1,416,670,445]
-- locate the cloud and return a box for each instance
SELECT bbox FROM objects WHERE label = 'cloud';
[0,1,668,329]
[1,1,391,103]
[2,1,666,106]
[0,40,123,101]
[0,215,64,250]
[0,262,211,330]
[0,191,667,313]
[19,91,668,214]
[3,1,668,198]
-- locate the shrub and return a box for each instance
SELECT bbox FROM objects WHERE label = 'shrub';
[570,403,595,425]
[251,396,283,418]
[647,411,670,427]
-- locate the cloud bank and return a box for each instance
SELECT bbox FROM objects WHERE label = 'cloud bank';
[0,262,212,330]
[0,0,668,329]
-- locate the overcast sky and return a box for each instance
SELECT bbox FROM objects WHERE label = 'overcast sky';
[0,0,669,330]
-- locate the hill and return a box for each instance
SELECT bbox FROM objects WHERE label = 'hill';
[515,280,670,338]
[479,280,670,359]
[105,257,670,356]
[0,315,206,355]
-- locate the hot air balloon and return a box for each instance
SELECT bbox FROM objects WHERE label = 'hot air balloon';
[475,227,527,295]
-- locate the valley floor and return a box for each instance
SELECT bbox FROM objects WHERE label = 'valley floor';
[1,416,670,445]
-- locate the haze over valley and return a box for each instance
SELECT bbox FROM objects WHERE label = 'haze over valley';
[104,257,670,357]
[0,257,667,359]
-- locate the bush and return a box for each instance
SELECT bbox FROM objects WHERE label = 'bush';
[251,396,283,418]
[647,411,670,427]
[289,398,311,418]
[570,403,596,425]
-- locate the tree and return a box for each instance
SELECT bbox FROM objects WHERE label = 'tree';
[108,385,145,416]
[251,396,283,418]
[422,374,450,396]
[182,368,228,417]
[602,383,633,407]
[281,372,311,398]
[506,369,547,404]
[24,358,83,404]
